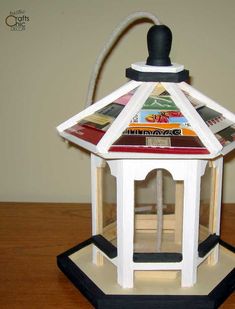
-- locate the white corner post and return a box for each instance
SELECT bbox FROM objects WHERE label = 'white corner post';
[181,160,207,287]
[108,159,135,288]
[156,169,163,252]
[208,156,223,265]
[91,154,105,265]
[174,180,184,244]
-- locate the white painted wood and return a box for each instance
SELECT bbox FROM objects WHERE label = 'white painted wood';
[91,154,105,265]
[208,156,223,265]
[212,157,223,235]
[208,161,216,239]
[179,82,235,123]
[97,82,157,153]
[105,157,221,288]
[108,160,135,288]
[163,83,223,155]
[175,181,184,244]
[133,262,182,271]
[97,150,217,160]
[70,244,235,296]
[203,120,234,135]
[131,62,184,72]
[156,170,163,252]
[221,141,235,155]
[181,160,207,287]
[107,159,196,286]
[123,159,189,182]
[57,78,234,160]
[59,130,221,161]
[58,128,223,160]
[57,80,141,132]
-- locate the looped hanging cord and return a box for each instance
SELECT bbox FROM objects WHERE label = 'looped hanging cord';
[85,11,161,107]
[85,11,164,253]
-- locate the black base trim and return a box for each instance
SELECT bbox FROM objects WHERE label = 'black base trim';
[133,252,182,263]
[98,295,213,309]
[209,268,235,308]
[92,234,117,259]
[91,234,231,263]
[57,238,105,308]
[92,234,183,263]
[198,234,220,258]
[219,239,235,253]
[57,239,235,309]
[126,67,189,82]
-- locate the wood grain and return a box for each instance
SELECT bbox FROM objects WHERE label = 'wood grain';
[0,202,234,308]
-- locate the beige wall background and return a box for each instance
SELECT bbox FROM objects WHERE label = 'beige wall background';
[0,0,235,203]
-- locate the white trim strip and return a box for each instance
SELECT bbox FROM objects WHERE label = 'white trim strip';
[179,82,235,123]
[162,82,222,155]
[57,80,142,133]
[96,82,157,153]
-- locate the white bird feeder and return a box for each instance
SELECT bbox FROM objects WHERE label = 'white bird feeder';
[57,21,235,308]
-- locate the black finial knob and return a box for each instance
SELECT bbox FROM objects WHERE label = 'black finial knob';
[146,25,172,66]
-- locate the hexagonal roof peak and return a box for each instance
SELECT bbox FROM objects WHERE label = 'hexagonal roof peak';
[57,25,235,159]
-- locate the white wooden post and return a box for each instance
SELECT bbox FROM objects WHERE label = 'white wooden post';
[91,154,105,265]
[175,181,184,244]
[114,160,135,288]
[181,160,206,287]
[156,170,163,252]
[208,156,223,265]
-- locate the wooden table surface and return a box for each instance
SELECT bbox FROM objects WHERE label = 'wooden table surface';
[0,202,234,308]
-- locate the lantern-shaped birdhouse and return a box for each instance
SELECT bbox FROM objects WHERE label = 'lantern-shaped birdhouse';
[57,23,235,308]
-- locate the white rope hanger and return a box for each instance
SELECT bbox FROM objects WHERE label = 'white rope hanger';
[85,11,161,107]
[85,11,164,252]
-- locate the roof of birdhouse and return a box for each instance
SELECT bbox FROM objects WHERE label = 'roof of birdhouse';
[57,80,235,159]
[57,25,235,160]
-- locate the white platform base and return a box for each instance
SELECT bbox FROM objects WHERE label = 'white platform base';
[70,244,234,296]
[57,240,235,308]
